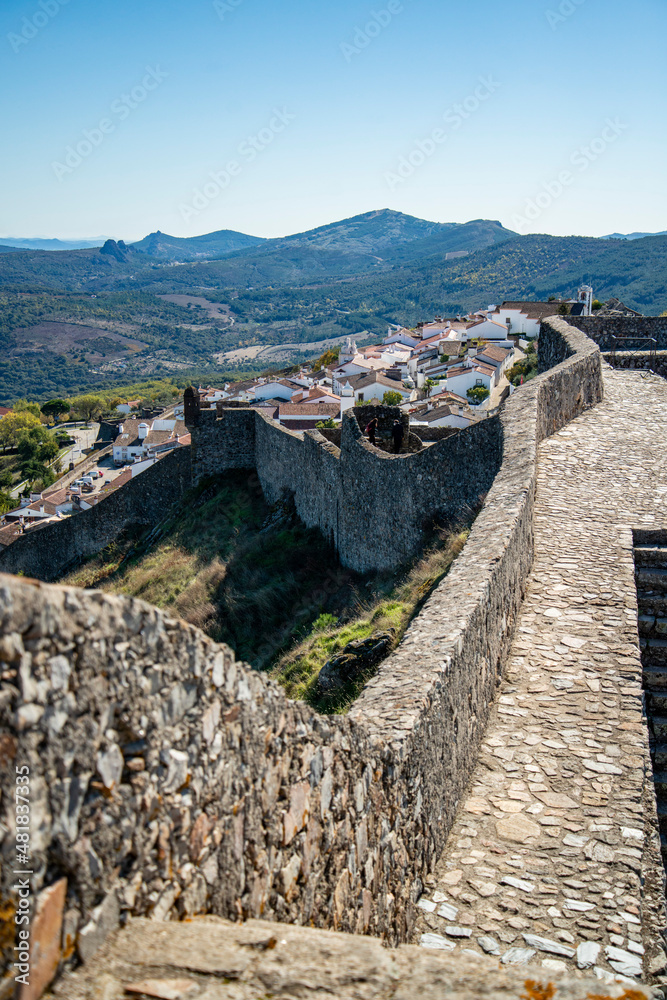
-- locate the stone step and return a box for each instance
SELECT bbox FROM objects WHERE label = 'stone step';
[642,666,667,690]
[652,743,667,769]
[647,689,667,713]
[636,566,667,594]
[635,528,667,548]
[635,545,667,569]
[637,591,667,617]
[639,615,667,639]
[32,915,617,1000]
[639,614,657,636]
[642,638,667,667]
[650,717,667,740]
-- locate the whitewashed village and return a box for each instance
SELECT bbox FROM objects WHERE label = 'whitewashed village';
[0,292,597,547]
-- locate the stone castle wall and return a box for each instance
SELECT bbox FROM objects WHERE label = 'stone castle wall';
[186,395,502,574]
[567,315,667,350]
[0,447,192,582]
[1,319,605,986]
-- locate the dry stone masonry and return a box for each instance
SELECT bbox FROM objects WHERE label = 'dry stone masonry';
[185,388,502,573]
[3,317,666,997]
[0,446,192,582]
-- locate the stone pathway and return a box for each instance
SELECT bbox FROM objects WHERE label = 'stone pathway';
[415,368,667,985]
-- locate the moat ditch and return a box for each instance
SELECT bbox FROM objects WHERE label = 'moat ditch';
[62,471,472,713]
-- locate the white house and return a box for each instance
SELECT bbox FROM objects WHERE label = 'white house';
[466,318,515,341]
[445,362,494,397]
[410,404,476,430]
[341,372,413,405]
[489,301,566,337]
[382,329,420,348]
[113,418,188,466]
[474,345,514,384]
[332,356,388,394]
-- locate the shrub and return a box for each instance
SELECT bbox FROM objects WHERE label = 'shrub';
[467,386,490,405]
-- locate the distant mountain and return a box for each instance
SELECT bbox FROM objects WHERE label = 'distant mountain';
[2,212,667,316]
[143,211,518,288]
[261,209,516,259]
[0,237,110,251]
[603,230,667,241]
[0,210,517,291]
[131,228,265,261]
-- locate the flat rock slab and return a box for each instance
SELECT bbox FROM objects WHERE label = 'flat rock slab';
[415,369,667,983]
[43,917,638,1000]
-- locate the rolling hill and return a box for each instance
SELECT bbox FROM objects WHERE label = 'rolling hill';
[131,228,265,261]
[0,210,516,292]
[2,211,667,403]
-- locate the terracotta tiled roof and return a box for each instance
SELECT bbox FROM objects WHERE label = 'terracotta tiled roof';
[351,372,410,392]
[279,402,339,417]
[114,419,187,448]
[495,301,564,320]
[477,345,512,363]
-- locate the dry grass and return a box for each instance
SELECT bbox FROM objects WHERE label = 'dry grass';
[272,528,469,713]
[63,475,472,714]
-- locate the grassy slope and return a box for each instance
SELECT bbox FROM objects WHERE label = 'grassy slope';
[62,474,468,713]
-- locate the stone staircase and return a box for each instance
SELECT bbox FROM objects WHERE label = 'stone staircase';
[636,532,667,865]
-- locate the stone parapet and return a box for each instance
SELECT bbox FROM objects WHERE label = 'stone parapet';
[0,321,607,996]
[0,447,192,582]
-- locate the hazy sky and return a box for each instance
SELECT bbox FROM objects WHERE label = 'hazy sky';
[1,0,665,241]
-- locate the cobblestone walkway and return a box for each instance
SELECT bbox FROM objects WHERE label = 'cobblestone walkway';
[415,368,667,984]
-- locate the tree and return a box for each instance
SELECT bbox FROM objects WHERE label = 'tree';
[0,412,42,452]
[0,491,15,514]
[312,348,340,373]
[557,303,570,316]
[71,395,104,422]
[382,391,403,406]
[592,300,603,311]
[41,399,71,421]
[13,399,41,419]
[467,386,490,405]
[315,418,337,429]
[16,425,59,489]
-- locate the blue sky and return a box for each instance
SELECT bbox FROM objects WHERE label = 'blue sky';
[0,0,665,240]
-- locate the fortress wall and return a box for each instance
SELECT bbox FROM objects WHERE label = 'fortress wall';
[602,350,667,379]
[336,413,502,572]
[567,314,667,350]
[190,406,256,480]
[1,321,606,987]
[0,447,192,582]
[348,316,603,873]
[188,398,503,574]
